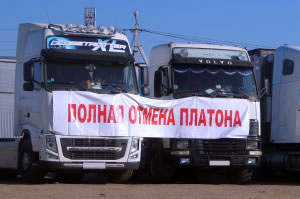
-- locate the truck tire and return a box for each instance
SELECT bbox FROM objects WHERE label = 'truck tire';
[149,143,174,182]
[55,172,84,183]
[227,168,253,184]
[107,169,133,183]
[19,138,44,184]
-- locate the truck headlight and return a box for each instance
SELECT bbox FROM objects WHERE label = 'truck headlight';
[176,140,189,149]
[130,137,139,154]
[46,135,58,153]
[246,140,259,150]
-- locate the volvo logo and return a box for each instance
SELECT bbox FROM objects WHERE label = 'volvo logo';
[199,59,233,65]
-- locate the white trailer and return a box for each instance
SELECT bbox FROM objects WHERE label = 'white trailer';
[249,46,300,172]
[0,57,16,138]
[0,23,143,183]
[142,43,262,184]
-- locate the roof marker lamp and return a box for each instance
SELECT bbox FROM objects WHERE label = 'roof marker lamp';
[107,26,115,34]
[97,25,105,33]
[86,25,94,32]
[75,24,85,32]
[64,24,74,32]
[179,48,189,57]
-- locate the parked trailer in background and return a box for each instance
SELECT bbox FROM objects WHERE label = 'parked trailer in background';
[249,46,300,172]
[0,23,142,183]
[0,57,16,138]
[141,43,262,184]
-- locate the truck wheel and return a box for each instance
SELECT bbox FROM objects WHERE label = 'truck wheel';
[19,138,44,184]
[149,143,173,182]
[107,169,133,183]
[55,172,84,183]
[227,168,253,184]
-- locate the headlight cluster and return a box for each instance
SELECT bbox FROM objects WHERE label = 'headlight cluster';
[246,140,259,150]
[130,137,139,153]
[176,140,189,149]
[46,135,58,153]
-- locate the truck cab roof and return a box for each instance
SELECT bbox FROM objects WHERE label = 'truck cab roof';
[149,43,249,67]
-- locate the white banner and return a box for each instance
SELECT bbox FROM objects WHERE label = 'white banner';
[53,91,250,138]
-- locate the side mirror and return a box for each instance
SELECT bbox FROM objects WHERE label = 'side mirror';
[264,78,270,96]
[23,82,34,91]
[24,61,34,82]
[154,70,163,97]
[141,67,149,87]
[260,78,270,99]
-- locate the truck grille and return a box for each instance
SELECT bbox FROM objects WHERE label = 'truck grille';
[194,139,246,155]
[60,138,128,160]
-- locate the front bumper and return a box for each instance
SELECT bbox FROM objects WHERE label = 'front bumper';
[39,135,141,171]
[39,161,140,171]
[168,138,261,168]
[168,154,261,168]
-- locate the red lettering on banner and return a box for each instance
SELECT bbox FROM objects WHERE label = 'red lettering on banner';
[68,104,71,122]
[233,111,242,127]
[97,105,107,123]
[215,109,224,127]
[116,105,124,123]
[107,105,117,123]
[129,106,137,124]
[151,108,159,125]
[198,109,206,126]
[87,104,96,123]
[143,108,153,125]
[189,109,197,126]
[180,108,188,126]
[159,109,167,125]
[207,109,215,127]
[167,108,175,125]
[224,110,232,127]
[137,106,144,124]
[78,104,87,123]
[68,104,77,122]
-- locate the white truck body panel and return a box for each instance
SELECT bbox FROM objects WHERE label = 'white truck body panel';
[0,57,18,169]
[271,46,300,143]
[0,57,16,138]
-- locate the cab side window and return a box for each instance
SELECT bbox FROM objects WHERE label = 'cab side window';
[282,59,294,76]
[33,62,42,89]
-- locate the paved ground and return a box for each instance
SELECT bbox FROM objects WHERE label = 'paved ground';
[0,173,300,199]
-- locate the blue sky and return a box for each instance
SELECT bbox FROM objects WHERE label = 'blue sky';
[1,0,300,61]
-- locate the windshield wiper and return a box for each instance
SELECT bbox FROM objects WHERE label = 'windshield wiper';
[50,82,86,91]
[231,90,249,99]
[175,90,211,97]
[212,90,231,98]
[101,84,127,93]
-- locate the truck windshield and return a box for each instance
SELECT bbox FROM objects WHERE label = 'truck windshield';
[172,64,257,100]
[46,61,138,94]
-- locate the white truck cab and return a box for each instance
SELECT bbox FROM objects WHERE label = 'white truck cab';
[143,43,262,184]
[0,23,141,183]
